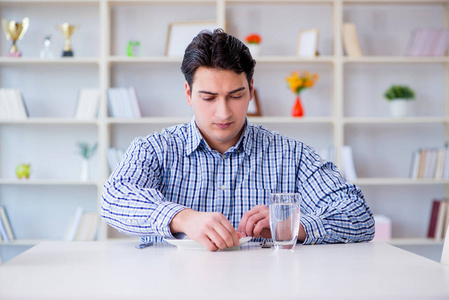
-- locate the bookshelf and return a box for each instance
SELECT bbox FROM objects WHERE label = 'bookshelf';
[0,0,448,247]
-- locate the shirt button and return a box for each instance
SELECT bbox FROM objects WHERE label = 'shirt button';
[221,185,226,190]
[222,155,226,159]
[311,241,316,245]
[313,231,319,236]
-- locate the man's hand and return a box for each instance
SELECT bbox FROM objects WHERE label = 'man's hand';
[238,205,307,242]
[237,205,271,239]
[170,209,241,252]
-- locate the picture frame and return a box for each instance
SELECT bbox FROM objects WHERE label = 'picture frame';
[247,89,262,117]
[296,29,319,57]
[166,21,219,57]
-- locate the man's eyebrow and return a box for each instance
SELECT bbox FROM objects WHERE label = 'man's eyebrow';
[198,87,246,95]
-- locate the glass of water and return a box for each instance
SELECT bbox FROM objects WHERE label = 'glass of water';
[269,193,301,250]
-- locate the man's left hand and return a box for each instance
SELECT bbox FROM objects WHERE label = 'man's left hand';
[237,205,271,239]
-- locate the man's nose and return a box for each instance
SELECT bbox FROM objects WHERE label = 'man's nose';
[215,98,232,119]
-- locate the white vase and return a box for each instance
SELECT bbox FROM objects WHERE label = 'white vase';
[247,44,260,57]
[81,159,89,181]
[389,99,409,117]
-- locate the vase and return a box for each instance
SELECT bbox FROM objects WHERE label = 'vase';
[292,95,304,117]
[81,159,89,181]
[247,44,260,57]
[389,99,408,117]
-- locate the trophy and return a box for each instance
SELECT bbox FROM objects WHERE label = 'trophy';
[57,23,78,57]
[2,18,29,57]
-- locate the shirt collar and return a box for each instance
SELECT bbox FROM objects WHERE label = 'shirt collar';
[185,116,253,157]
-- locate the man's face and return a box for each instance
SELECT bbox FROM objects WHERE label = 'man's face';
[185,67,253,154]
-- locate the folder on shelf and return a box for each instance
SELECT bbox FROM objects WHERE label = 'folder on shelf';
[342,23,363,57]
[74,89,100,120]
[0,88,28,121]
[427,199,449,240]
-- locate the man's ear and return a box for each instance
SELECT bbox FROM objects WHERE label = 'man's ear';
[249,78,254,100]
[185,82,193,106]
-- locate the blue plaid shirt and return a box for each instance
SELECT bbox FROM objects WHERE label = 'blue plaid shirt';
[102,117,375,245]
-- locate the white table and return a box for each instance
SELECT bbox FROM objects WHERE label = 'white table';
[1,241,449,299]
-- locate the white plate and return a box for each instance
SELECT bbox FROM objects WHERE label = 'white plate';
[164,236,252,250]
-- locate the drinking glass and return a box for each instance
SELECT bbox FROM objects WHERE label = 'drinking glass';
[269,193,301,250]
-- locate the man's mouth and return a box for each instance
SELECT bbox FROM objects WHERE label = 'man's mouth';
[215,122,233,129]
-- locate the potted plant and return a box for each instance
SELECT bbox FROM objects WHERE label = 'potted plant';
[77,142,97,180]
[383,85,415,117]
[245,33,262,57]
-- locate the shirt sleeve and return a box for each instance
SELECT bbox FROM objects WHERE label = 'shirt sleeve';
[296,144,375,245]
[101,136,186,238]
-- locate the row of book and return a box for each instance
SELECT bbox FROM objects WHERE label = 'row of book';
[427,199,449,240]
[405,28,449,57]
[63,206,100,241]
[342,24,449,57]
[107,87,142,118]
[0,206,15,242]
[0,88,28,120]
[410,147,449,180]
[317,145,358,181]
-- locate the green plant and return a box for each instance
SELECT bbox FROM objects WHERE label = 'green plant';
[77,142,98,160]
[383,85,415,101]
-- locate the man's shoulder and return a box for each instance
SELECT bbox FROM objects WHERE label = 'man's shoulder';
[247,123,301,146]
[132,122,190,150]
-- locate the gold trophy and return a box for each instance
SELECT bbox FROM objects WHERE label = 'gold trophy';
[57,23,78,57]
[2,18,29,57]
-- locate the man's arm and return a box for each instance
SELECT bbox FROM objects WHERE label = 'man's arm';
[296,144,375,244]
[101,137,186,238]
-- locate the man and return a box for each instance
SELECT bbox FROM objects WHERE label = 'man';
[101,29,375,251]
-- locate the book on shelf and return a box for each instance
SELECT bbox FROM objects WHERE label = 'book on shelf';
[342,23,363,57]
[410,146,449,180]
[427,199,449,240]
[0,205,15,242]
[107,147,125,172]
[0,88,28,121]
[74,89,101,120]
[107,87,142,118]
[405,28,449,57]
[64,206,99,241]
[341,145,358,181]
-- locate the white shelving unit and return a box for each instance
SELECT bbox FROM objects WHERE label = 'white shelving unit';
[0,0,448,247]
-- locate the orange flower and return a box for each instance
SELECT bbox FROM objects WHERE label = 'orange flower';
[286,70,319,95]
[245,33,262,44]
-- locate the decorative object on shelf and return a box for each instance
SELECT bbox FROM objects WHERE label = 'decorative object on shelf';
[245,33,262,57]
[342,23,363,57]
[286,70,319,117]
[247,89,262,116]
[1,17,29,57]
[127,41,141,57]
[56,23,78,57]
[40,35,54,59]
[15,163,31,179]
[296,28,319,57]
[77,142,97,181]
[166,21,218,57]
[383,85,415,117]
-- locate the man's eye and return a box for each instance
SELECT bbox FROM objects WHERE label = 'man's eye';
[202,97,215,101]
[230,95,243,99]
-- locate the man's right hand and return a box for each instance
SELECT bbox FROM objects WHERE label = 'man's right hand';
[170,209,241,252]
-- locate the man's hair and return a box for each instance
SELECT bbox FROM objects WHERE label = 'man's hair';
[181,28,256,89]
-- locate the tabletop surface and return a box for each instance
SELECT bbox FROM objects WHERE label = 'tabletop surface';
[1,241,449,300]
